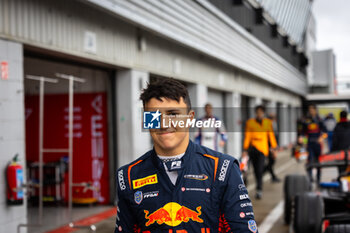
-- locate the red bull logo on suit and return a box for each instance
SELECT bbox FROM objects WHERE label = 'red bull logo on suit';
[144,202,203,227]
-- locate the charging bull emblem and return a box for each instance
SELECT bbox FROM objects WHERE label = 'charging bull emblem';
[144,202,203,227]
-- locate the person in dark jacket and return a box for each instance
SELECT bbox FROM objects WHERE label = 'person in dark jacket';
[331,110,350,175]
[115,78,258,233]
[332,110,350,152]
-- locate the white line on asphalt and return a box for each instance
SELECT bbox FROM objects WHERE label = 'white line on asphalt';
[247,158,296,192]
[245,157,297,233]
[258,200,284,233]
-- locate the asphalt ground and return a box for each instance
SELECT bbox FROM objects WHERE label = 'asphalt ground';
[254,150,305,233]
[267,165,339,233]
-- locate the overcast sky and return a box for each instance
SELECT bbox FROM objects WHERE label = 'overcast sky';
[312,0,350,77]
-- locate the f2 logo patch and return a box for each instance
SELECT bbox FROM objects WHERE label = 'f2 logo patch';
[171,161,181,169]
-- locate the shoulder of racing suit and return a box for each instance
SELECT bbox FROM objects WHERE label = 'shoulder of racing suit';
[191,141,240,184]
[116,141,240,194]
[116,150,154,193]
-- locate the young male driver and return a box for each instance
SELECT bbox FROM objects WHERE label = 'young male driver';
[115,78,258,233]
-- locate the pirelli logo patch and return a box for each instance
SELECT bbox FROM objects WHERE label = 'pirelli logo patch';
[133,174,158,189]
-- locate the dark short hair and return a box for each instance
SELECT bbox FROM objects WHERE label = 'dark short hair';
[140,78,191,111]
[255,105,265,113]
[205,103,212,108]
[308,104,317,110]
[340,110,348,119]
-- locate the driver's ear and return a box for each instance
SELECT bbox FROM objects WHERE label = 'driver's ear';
[188,110,195,120]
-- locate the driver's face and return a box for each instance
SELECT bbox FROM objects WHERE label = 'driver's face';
[145,97,194,154]
[309,106,317,117]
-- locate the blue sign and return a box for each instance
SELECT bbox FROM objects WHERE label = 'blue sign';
[16,169,24,198]
[143,110,161,129]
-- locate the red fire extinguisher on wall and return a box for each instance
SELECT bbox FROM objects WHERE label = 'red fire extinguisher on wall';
[6,154,24,205]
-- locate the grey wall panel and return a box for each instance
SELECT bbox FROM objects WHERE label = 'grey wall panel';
[257,0,311,45]
[0,0,304,104]
[85,0,307,95]
[207,89,225,120]
[0,39,27,233]
[311,49,336,93]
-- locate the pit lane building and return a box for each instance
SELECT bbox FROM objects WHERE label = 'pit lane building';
[0,0,313,231]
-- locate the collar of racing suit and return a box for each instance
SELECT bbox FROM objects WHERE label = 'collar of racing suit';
[151,140,193,174]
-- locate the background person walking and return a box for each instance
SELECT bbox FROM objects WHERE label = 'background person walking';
[242,105,278,199]
[324,112,337,151]
[332,110,350,174]
[195,103,227,151]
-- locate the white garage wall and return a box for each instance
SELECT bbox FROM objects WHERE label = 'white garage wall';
[0,39,27,233]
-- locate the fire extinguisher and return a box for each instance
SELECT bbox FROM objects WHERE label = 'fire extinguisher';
[6,154,24,205]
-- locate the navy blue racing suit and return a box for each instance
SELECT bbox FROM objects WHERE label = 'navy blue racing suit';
[115,140,258,233]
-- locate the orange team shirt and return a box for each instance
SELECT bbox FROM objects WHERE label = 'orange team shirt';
[243,118,278,156]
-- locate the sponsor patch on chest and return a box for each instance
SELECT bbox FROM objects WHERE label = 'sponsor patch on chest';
[184,174,208,181]
[144,191,159,199]
[133,174,158,189]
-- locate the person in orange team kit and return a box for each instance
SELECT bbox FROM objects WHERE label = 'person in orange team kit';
[242,105,277,199]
